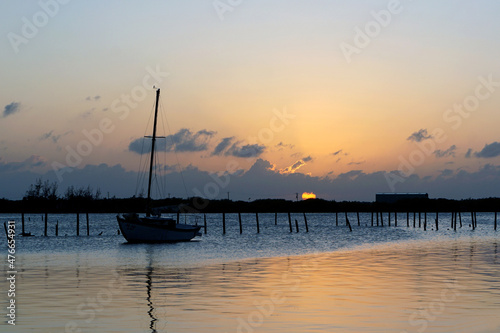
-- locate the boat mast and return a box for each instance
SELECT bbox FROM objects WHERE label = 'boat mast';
[146,88,160,217]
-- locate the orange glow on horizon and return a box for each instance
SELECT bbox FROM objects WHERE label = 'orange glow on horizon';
[302,192,317,200]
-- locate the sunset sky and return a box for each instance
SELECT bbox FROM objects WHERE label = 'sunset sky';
[1,0,500,201]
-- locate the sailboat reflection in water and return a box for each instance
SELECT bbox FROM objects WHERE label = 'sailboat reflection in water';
[117,88,202,243]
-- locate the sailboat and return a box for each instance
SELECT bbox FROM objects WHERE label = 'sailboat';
[117,88,202,243]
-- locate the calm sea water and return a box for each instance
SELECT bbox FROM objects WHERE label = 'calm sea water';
[1,213,499,332]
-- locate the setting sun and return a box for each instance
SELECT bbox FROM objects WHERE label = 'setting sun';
[302,192,317,200]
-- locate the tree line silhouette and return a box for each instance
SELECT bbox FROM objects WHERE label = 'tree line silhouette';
[0,178,498,214]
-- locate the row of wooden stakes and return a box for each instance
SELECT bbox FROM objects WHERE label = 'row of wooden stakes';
[6,211,499,237]
[216,211,498,234]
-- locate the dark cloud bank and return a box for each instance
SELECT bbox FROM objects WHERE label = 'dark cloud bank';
[2,157,500,201]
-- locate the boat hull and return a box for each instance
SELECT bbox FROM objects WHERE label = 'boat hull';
[117,214,201,243]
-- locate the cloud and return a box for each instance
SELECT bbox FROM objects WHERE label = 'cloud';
[385,164,500,199]
[129,128,216,154]
[438,169,454,178]
[332,150,349,163]
[39,130,54,141]
[280,156,312,174]
[433,145,457,158]
[175,129,216,152]
[275,142,295,151]
[80,109,95,119]
[2,158,500,201]
[86,95,101,101]
[465,148,473,158]
[26,155,47,168]
[39,130,62,143]
[3,102,20,118]
[336,170,363,180]
[212,137,234,156]
[407,129,432,142]
[226,143,266,158]
[0,155,47,173]
[474,142,500,158]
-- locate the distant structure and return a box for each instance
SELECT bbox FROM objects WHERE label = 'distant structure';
[376,193,429,204]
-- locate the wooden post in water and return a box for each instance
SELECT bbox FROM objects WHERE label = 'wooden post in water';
[86,213,89,236]
[376,211,379,226]
[3,222,8,243]
[474,212,477,229]
[471,212,475,230]
[176,212,180,224]
[388,212,391,227]
[76,213,80,236]
[395,212,398,227]
[238,212,242,234]
[380,212,384,227]
[435,212,439,231]
[451,212,454,229]
[222,213,226,234]
[346,216,352,232]
[424,212,427,231]
[357,212,360,226]
[204,213,207,234]
[303,213,309,232]
[55,221,58,236]
[407,212,409,227]
[288,212,292,232]
[295,219,299,233]
[459,212,462,228]
[22,213,25,235]
[371,212,374,227]
[44,213,48,236]
[454,212,457,231]
[256,213,260,233]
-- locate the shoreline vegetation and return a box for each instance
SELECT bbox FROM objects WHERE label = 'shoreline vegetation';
[1,179,499,214]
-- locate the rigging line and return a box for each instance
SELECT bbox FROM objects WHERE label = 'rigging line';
[157,98,168,196]
[135,99,156,196]
[159,97,190,198]
[135,136,147,196]
[153,150,165,199]
[154,172,164,199]
[151,144,165,200]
